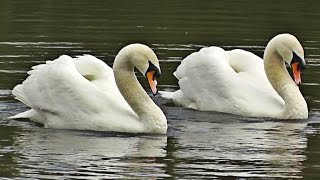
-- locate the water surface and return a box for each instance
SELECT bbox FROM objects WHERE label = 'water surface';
[1,0,320,179]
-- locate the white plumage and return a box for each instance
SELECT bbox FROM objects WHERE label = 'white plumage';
[10,44,167,134]
[161,34,308,119]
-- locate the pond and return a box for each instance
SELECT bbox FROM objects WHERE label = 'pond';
[0,0,320,179]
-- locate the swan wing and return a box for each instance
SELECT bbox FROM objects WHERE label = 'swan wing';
[12,55,141,131]
[73,55,117,92]
[173,46,284,117]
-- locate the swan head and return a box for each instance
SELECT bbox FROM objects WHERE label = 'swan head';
[267,33,306,85]
[117,43,161,95]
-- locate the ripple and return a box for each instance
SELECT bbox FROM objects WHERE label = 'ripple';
[0,70,27,74]
[0,90,12,96]
[0,42,82,46]
[1,0,320,178]
[0,55,31,58]
[303,82,320,86]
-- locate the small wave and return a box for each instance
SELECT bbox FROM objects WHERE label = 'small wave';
[0,70,27,74]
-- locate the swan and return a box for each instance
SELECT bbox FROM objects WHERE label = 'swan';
[10,44,167,134]
[160,34,308,119]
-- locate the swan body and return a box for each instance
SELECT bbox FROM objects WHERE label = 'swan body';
[160,34,308,119]
[10,44,167,134]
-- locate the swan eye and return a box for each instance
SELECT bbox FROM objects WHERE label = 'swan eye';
[145,61,161,78]
[291,52,305,71]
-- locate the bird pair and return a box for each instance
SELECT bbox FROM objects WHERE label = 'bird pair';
[10,34,308,134]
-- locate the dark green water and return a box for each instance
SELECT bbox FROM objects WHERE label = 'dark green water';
[1,0,320,179]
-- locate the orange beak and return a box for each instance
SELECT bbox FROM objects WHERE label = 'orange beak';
[292,62,301,86]
[146,71,158,95]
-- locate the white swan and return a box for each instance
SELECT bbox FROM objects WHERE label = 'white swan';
[10,44,167,134]
[160,34,308,119]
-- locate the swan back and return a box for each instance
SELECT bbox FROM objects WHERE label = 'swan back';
[73,55,119,92]
[170,46,285,117]
[74,55,113,80]
[228,49,274,91]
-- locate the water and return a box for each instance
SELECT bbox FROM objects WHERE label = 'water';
[1,0,320,179]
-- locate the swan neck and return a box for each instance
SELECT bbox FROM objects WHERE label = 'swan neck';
[264,48,308,119]
[113,54,166,126]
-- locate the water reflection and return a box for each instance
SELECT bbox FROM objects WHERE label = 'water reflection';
[164,105,309,178]
[4,106,309,179]
[4,102,308,179]
[0,102,312,179]
[1,0,320,178]
[0,125,21,177]
[303,124,320,179]
[15,129,167,179]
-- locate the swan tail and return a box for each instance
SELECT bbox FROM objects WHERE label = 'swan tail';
[10,84,43,122]
[9,109,45,124]
[12,84,32,108]
[9,56,73,121]
[159,90,175,100]
[9,109,36,119]
[159,90,197,109]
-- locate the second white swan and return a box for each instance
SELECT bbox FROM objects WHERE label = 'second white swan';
[160,34,308,119]
[10,44,167,134]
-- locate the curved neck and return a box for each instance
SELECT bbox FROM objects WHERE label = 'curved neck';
[113,55,166,129]
[264,49,308,119]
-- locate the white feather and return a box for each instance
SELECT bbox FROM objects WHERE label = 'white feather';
[160,34,308,119]
[10,44,167,133]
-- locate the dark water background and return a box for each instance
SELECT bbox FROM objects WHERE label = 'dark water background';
[0,0,320,179]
